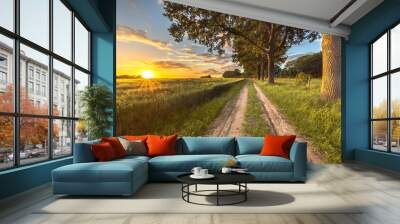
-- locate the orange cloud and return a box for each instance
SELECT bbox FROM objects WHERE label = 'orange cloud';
[151,60,191,69]
[117,25,172,51]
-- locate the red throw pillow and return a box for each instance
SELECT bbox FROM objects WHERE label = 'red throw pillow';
[260,135,296,159]
[101,137,126,158]
[91,142,117,162]
[146,134,177,157]
[124,135,148,141]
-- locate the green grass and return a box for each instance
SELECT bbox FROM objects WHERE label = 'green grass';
[117,78,245,136]
[256,78,341,163]
[241,81,273,136]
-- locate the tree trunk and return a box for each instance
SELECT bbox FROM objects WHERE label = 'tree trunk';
[257,63,261,80]
[260,60,265,81]
[321,33,341,100]
[267,54,275,84]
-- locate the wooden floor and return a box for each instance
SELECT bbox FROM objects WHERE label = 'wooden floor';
[1,162,400,224]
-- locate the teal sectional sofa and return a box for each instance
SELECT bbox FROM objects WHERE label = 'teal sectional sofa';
[52,137,307,196]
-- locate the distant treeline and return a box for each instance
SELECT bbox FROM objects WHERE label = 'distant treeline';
[221,52,322,79]
[278,52,322,77]
[117,75,141,79]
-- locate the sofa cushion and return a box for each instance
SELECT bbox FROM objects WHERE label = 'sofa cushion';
[178,137,235,155]
[53,159,147,183]
[116,155,150,163]
[118,138,147,156]
[147,135,178,157]
[236,155,293,172]
[236,137,264,155]
[260,135,296,159]
[91,142,118,161]
[149,154,235,172]
[101,137,127,158]
[124,135,148,141]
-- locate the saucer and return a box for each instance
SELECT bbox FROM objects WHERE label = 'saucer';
[190,174,215,179]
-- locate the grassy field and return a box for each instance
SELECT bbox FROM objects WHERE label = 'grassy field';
[256,78,341,163]
[117,78,245,136]
[241,81,273,136]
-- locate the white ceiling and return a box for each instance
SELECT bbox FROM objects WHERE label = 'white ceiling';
[226,0,352,22]
[165,0,384,37]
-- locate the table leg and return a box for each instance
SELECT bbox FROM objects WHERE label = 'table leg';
[217,184,219,206]
[195,184,198,192]
[245,183,247,201]
[181,184,183,199]
[187,184,190,202]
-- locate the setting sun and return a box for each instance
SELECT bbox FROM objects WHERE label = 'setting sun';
[141,70,155,79]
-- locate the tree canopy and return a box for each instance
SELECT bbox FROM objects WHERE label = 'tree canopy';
[282,52,322,77]
[163,2,319,83]
[223,69,242,78]
[0,85,54,150]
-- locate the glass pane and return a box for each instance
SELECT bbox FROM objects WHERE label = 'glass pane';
[53,119,72,157]
[74,18,89,70]
[75,120,88,143]
[372,76,387,119]
[20,44,49,115]
[391,24,400,70]
[0,0,14,31]
[391,120,400,153]
[0,34,14,112]
[372,121,388,151]
[372,33,387,76]
[53,0,72,60]
[20,0,49,49]
[74,69,89,118]
[53,59,72,117]
[20,117,49,165]
[0,116,14,170]
[391,72,400,117]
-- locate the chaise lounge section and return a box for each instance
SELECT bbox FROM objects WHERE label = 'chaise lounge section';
[52,137,307,196]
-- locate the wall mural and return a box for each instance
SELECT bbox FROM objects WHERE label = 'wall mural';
[116,0,341,163]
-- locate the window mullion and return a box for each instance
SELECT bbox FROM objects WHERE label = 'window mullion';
[13,0,21,167]
[48,0,54,160]
[388,30,391,153]
[71,10,76,154]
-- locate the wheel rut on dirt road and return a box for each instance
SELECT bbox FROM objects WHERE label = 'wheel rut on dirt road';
[253,82,323,163]
[206,84,248,136]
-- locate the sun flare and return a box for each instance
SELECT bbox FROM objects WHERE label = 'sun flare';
[141,70,155,79]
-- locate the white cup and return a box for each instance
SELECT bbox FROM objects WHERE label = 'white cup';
[221,167,232,174]
[200,169,208,176]
[191,167,202,176]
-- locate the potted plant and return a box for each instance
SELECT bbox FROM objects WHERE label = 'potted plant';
[79,84,113,140]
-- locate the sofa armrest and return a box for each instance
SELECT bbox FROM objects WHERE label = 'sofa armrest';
[73,140,100,163]
[289,142,307,181]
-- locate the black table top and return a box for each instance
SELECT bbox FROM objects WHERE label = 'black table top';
[177,172,255,185]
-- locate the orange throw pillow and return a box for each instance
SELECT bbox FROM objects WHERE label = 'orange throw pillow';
[146,134,177,157]
[124,135,148,141]
[91,142,117,162]
[260,135,296,159]
[101,137,126,158]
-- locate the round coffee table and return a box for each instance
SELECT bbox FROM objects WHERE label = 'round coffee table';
[177,173,255,206]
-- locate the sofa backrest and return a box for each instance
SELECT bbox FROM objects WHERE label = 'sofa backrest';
[235,137,264,155]
[74,136,303,160]
[73,139,100,163]
[177,137,236,155]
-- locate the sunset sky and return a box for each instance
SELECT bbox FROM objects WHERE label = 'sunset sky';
[117,0,322,79]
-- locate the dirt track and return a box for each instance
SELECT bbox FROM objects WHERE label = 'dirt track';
[205,80,323,163]
[206,84,248,136]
